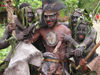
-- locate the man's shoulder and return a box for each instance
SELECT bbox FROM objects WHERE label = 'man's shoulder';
[59,24,71,31]
[59,24,69,28]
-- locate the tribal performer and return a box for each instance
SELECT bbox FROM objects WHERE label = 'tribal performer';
[65,9,98,63]
[64,17,98,75]
[29,0,72,75]
[0,3,43,75]
[73,18,97,65]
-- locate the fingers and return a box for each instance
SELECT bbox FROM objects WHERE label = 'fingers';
[8,23,16,31]
[74,50,82,57]
[79,58,87,66]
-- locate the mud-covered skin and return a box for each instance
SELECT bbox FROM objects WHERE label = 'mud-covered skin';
[67,9,98,64]
[0,3,35,49]
[71,12,82,30]
[0,3,45,75]
[31,5,71,74]
[0,16,35,49]
[64,20,97,75]
[31,23,71,59]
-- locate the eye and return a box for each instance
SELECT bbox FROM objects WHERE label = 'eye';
[75,16,78,19]
[72,16,75,19]
[44,15,48,18]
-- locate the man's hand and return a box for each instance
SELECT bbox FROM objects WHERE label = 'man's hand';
[74,46,84,57]
[62,33,72,41]
[8,23,16,32]
[79,58,89,72]
[79,58,87,67]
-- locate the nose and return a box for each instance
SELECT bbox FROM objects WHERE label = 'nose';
[47,16,50,20]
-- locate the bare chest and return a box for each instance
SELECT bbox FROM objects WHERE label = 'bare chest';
[40,26,65,47]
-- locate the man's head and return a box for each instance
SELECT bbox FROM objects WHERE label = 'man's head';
[18,3,35,28]
[75,20,89,42]
[43,10,59,27]
[41,0,65,28]
[71,12,82,29]
[71,9,83,30]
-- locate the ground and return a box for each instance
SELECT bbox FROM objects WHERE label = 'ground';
[93,21,100,55]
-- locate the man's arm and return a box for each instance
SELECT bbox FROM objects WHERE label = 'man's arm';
[30,30,40,43]
[81,27,97,49]
[63,25,79,47]
[0,26,11,49]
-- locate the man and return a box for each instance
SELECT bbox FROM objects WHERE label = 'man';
[73,19,97,65]
[29,0,72,74]
[0,3,35,50]
[66,9,97,64]
[64,18,97,75]
[0,3,43,75]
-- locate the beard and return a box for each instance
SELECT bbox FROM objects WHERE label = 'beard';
[45,19,57,28]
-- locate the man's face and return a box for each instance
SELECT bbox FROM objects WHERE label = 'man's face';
[71,12,82,29]
[24,8,34,23]
[44,11,58,27]
[76,23,88,42]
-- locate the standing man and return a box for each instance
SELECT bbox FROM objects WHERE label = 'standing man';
[64,18,98,75]
[0,3,43,75]
[29,0,72,74]
[66,9,98,62]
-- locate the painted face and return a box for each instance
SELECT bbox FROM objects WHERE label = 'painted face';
[76,23,88,42]
[24,8,34,23]
[44,11,58,27]
[71,12,82,29]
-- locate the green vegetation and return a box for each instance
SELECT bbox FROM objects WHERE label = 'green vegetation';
[13,0,42,10]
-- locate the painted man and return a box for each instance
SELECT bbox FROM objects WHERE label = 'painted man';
[73,19,97,65]
[0,3,43,75]
[28,0,72,74]
[65,9,98,63]
[0,3,35,50]
[64,18,97,75]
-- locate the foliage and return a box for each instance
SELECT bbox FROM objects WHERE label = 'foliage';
[13,0,42,10]
[0,0,6,12]
[62,0,79,16]
[78,0,100,17]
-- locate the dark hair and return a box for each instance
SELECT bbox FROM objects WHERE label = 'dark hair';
[19,3,31,9]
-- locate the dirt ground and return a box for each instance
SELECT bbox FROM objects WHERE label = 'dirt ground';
[93,21,100,55]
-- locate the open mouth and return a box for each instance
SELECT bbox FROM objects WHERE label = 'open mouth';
[79,35,84,39]
[28,17,32,22]
[47,21,53,25]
